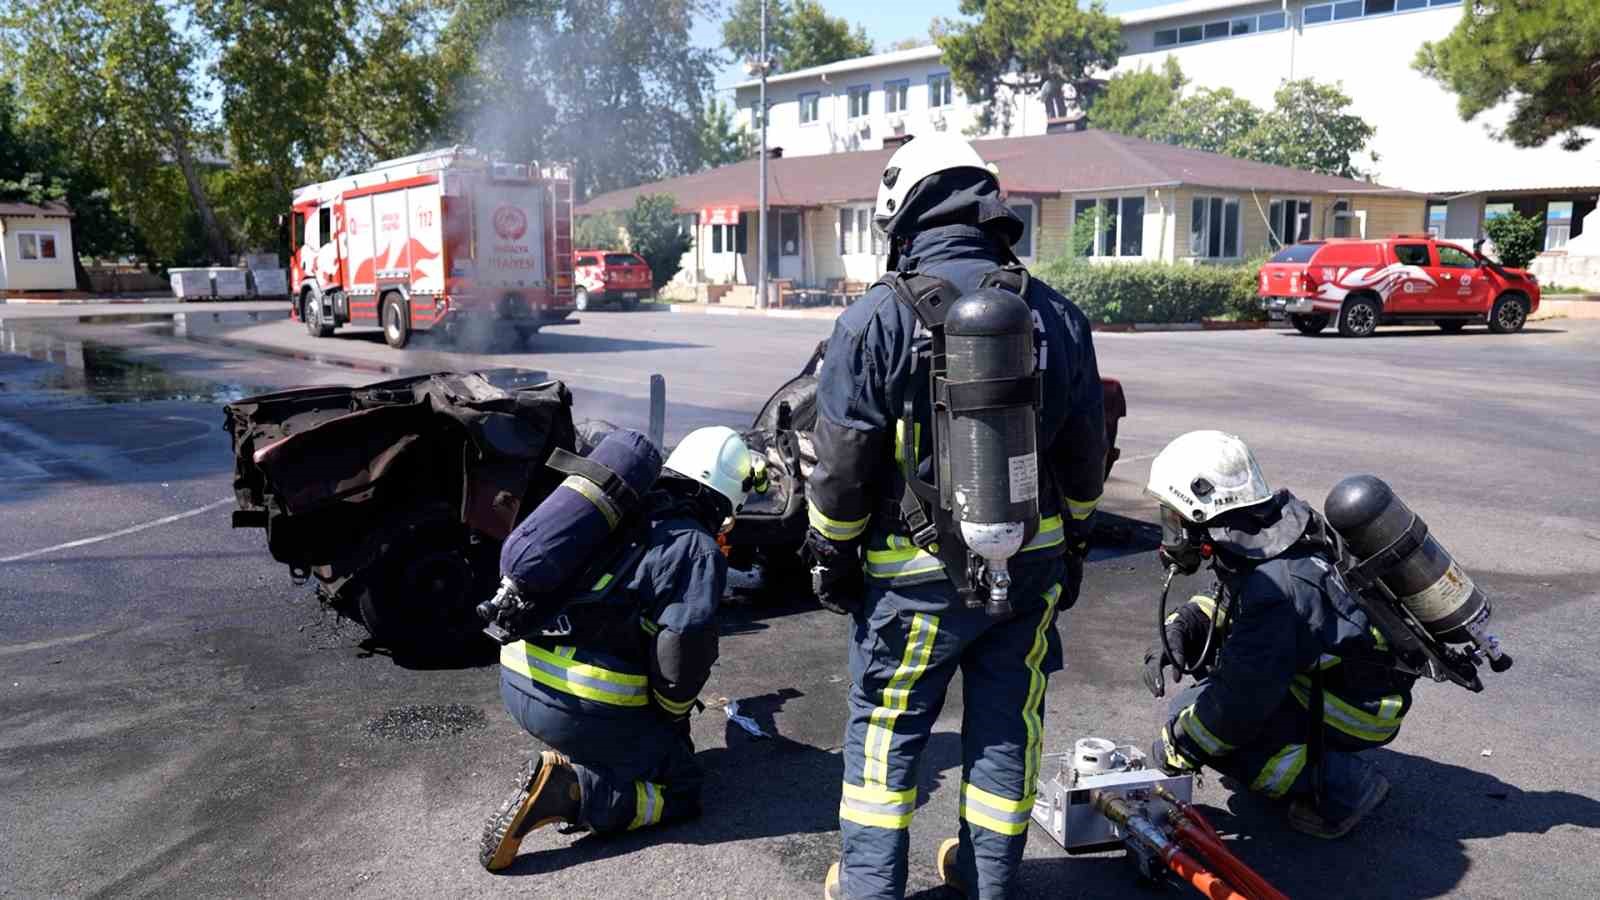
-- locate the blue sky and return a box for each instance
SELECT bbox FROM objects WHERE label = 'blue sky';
[697,0,1175,92]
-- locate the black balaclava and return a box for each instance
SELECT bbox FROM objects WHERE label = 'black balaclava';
[885,168,1024,271]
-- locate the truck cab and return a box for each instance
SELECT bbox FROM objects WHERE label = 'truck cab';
[1258,235,1540,337]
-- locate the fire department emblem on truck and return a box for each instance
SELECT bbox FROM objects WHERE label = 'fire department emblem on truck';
[493,205,528,242]
[1314,264,1436,303]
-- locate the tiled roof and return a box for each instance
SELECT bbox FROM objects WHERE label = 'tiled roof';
[0,201,74,217]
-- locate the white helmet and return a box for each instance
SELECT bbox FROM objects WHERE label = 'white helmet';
[874,133,998,236]
[664,426,759,514]
[1145,430,1273,525]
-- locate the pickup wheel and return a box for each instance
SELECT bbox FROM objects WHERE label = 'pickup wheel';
[1436,319,1469,333]
[574,287,591,311]
[1290,313,1330,335]
[1338,295,1381,338]
[382,293,411,348]
[1488,293,1529,334]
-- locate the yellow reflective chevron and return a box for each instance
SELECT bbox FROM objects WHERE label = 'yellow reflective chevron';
[960,781,1034,836]
[653,690,696,716]
[863,613,940,787]
[1177,705,1234,756]
[1290,675,1405,743]
[839,782,916,830]
[1066,494,1101,520]
[628,781,665,830]
[1250,744,1308,798]
[500,641,649,707]
[864,516,1066,581]
[809,503,870,542]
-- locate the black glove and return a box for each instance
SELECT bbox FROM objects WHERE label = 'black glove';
[1061,541,1086,611]
[1141,602,1212,698]
[804,528,863,616]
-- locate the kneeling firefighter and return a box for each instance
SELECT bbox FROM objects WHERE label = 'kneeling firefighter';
[805,133,1107,900]
[479,425,763,872]
[1143,430,1421,839]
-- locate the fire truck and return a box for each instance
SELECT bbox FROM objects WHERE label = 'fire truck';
[288,147,576,348]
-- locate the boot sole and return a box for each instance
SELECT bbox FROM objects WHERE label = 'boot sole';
[480,753,564,872]
[1289,775,1391,839]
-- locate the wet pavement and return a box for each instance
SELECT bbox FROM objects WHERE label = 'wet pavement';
[2,308,1599,898]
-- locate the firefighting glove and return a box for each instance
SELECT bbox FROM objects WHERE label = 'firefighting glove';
[804,528,863,616]
[1141,601,1212,698]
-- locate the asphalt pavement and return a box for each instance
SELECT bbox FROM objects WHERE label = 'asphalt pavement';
[2,305,1598,899]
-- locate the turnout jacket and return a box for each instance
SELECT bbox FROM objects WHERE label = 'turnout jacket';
[806,225,1107,583]
[1165,510,1419,767]
[500,497,726,719]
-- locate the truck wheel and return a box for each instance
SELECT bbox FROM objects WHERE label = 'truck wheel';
[1290,313,1330,335]
[304,292,334,338]
[356,528,489,659]
[1338,295,1381,338]
[382,294,411,348]
[1436,319,1468,333]
[574,287,590,311]
[1488,294,1529,334]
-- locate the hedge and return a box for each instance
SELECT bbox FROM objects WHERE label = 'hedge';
[1033,256,1267,324]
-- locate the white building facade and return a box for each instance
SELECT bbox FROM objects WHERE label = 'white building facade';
[732,0,1597,249]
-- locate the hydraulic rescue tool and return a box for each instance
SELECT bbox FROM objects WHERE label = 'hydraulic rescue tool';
[1033,737,1286,900]
[1323,474,1512,691]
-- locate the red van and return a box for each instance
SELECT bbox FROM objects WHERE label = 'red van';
[1258,236,1540,337]
[573,250,653,310]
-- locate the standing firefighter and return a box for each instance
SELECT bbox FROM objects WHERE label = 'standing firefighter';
[479,426,759,872]
[807,134,1107,899]
[1142,430,1416,839]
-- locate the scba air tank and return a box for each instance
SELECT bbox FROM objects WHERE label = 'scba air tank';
[1323,474,1512,673]
[943,287,1041,618]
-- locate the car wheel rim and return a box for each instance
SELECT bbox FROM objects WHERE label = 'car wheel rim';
[1500,303,1525,330]
[1350,305,1375,334]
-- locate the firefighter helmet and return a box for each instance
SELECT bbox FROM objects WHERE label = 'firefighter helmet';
[1145,430,1274,524]
[664,426,757,513]
[874,133,999,238]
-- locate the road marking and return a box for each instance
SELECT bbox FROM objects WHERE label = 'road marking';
[0,628,110,658]
[19,416,217,466]
[0,498,233,564]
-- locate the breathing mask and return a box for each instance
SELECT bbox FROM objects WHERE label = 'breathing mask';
[1157,505,1211,576]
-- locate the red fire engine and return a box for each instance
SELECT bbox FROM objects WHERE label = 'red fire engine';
[288,147,576,348]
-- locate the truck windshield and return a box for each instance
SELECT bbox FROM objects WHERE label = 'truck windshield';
[1269,242,1323,263]
[604,253,642,267]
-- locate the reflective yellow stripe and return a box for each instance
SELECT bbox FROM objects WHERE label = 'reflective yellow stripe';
[863,613,940,787]
[1066,494,1100,520]
[639,617,660,636]
[1315,653,1341,670]
[1290,677,1404,743]
[809,504,870,542]
[628,781,664,830]
[863,516,1066,580]
[839,782,916,830]
[1187,594,1229,628]
[1250,744,1307,798]
[959,782,1034,836]
[1178,705,1234,756]
[653,690,696,716]
[1022,584,1062,791]
[563,475,620,529]
[751,456,769,494]
[500,641,649,707]
[1161,726,1199,771]
[592,572,614,592]
[1370,626,1389,651]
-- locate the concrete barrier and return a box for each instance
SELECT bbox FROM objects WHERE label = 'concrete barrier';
[1531,296,1600,320]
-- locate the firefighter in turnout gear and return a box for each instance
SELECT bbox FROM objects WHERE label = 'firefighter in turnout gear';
[1144,430,1416,840]
[807,133,1107,900]
[480,426,760,872]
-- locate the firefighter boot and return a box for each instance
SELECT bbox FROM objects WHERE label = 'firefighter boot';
[935,837,969,897]
[479,751,582,871]
[1287,767,1390,840]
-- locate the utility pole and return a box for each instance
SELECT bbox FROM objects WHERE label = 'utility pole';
[757,0,769,309]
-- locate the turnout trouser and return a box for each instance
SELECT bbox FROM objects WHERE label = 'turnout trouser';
[838,557,1066,900]
[501,669,703,834]
[1166,681,1380,820]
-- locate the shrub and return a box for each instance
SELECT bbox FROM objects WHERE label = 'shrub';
[1033,257,1266,323]
[574,211,625,250]
[622,194,691,290]
[1481,210,1543,269]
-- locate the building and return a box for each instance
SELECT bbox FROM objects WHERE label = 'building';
[0,201,76,293]
[578,130,1422,297]
[731,0,1597,251]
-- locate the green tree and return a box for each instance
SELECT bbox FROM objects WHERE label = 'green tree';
[574,211,625,251]
[623,195,690,290]
[1415,0,1600,151]
[699,97,754,169]
[723,0,873,73]
[1482,210,1544,269]
[3,0,232,262]
[1087,58,1186,141]
[936,0,1124,133]
[1237,79,1375,179]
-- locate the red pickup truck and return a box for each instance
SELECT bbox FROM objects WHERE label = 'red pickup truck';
[1258,235,1540,337]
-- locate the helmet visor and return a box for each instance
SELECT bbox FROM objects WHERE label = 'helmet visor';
[1159,505,1189,547]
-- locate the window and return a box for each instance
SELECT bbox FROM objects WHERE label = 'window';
[928,73,953,108]
[1203,21,1229,39]
[735,214,749,254]
[1269,242,1324,263]
[1483,202,1514,222]
[1431,0,1460,5]
[1154,28,1178,47]
[799,92,819,124]
[576,255,599,267]
[292,212,305,248]
[1546,201,1574,250]
[1268,198,1312,248]
[1305,0,1442,23]
[1178,24,1203,43]
[839,207,878,255]
[1258,11,1287,29]
[1427,202,1448,237]
[848,85,870,119]
[1333,1,1363,20]
[1437,245,1476,268]
[1073,198,1099,257]
[779,212,800,256]
[604,253,642,266]
[1304,5,1333,24]
[1119,197,1145,257]
[17,231,58,260]
[1364,0,1396,13]
[318,207,331,249]
[885,80,908,114]
[1230,17,1254,35]
[1393,244,1431,267]
[1191,196,1241,259]
[1331,199,1352,238]
[1397,0,1428,7]
[1010,203,1035,258]
[712,225,724,254]
[712,220,746,255]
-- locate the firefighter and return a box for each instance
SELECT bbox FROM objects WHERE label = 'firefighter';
[1143,430,1415,840]
[479,426,759,872]
[807,133,1107,900]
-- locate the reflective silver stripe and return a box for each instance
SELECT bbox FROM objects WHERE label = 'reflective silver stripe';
[1250,744,1307,798]
[563,475,621,528]
[524,652,647,703]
